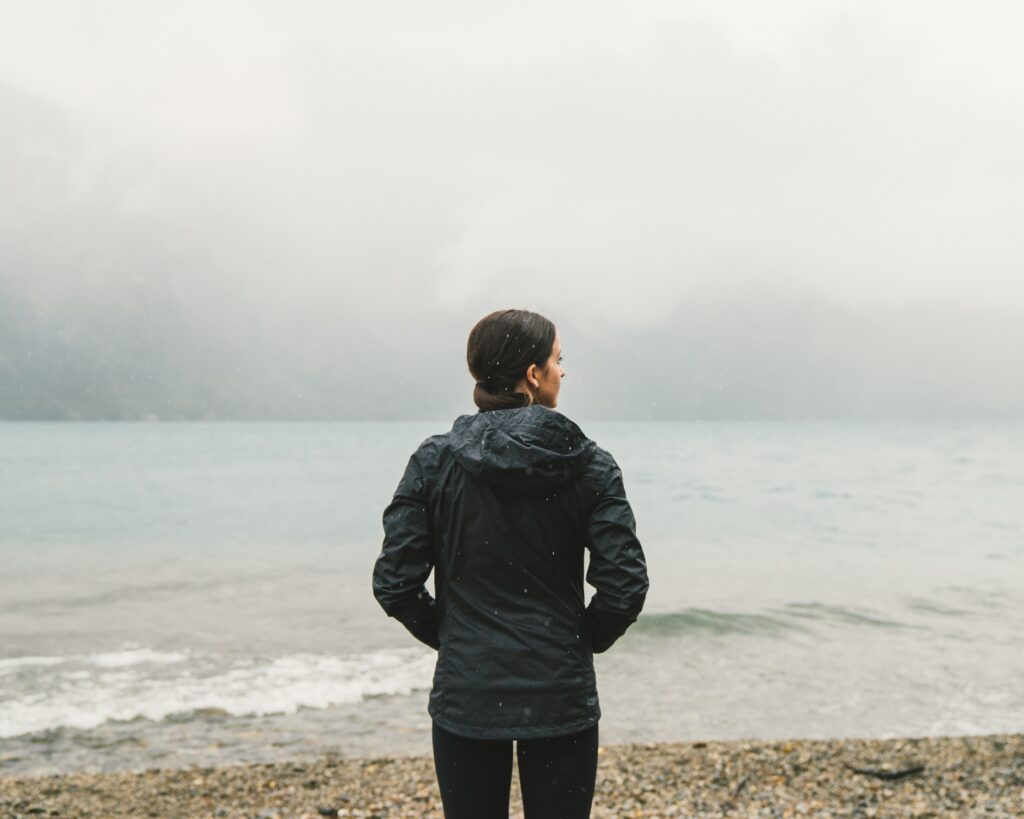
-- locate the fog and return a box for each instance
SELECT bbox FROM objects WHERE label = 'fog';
[2,1,1022,420]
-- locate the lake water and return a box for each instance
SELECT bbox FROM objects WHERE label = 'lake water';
[1,419,1022,775]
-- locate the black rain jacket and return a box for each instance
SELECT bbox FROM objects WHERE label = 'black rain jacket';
[371,404,649,740]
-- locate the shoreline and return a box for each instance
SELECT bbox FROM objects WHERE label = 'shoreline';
[2,733,1021,817]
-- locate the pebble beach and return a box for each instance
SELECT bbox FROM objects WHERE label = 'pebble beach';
[2,733,1021,818]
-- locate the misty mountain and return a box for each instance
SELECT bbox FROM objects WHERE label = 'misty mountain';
[3,280,1021,421]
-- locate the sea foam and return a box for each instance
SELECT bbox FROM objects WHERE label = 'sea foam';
[0,647,435,738]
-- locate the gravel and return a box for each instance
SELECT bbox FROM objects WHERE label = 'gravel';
[2,733,1021,817]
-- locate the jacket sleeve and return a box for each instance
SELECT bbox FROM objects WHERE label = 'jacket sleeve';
[583,453,649,653]
[372,446,441,650]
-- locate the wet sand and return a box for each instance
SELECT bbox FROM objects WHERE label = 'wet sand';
[2,733,1021,817]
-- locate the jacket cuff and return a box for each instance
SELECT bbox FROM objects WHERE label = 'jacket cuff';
[584,600,641,654]
[389,596,441,650]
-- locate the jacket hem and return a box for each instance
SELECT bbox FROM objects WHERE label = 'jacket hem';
[428,706,600,741]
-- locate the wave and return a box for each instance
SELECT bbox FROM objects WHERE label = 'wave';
[0,573,277,613]
[905,598,971,617]
[0,655,66,671]
[632,609,804,637]
[0,647,434,739]
[775,602,918,629]
[0,647,188,675]
[632,602,922,639]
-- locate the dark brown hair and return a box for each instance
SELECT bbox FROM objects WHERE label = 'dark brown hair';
[467,309,557,412]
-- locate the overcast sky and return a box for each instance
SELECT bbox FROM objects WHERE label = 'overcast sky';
[1,1,1022,420]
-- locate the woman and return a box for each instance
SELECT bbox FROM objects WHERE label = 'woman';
[372,308,649,818]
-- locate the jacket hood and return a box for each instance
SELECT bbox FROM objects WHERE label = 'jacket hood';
[449,404,597,491]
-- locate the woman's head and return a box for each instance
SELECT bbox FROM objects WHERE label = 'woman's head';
[467,309,564,412]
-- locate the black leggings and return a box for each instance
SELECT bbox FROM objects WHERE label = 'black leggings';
[432,720,599,818]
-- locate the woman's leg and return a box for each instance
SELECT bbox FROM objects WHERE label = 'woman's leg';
[516,723,599,819]
[432,721,514,818]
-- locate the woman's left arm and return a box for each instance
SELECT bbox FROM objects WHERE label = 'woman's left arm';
[372,446,441,650]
